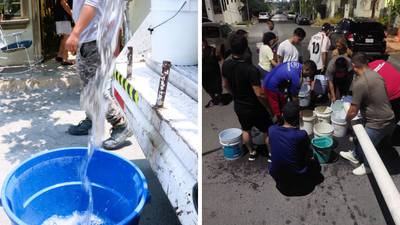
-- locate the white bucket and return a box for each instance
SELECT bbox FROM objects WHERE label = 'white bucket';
[314,106,332,124]
[331,118,348,137]
[219,128,242,145]
[219,128,243,160]
[313,75,328,94]
[299,84,311,107]
[300,110,315,135]
[313,122,334,138]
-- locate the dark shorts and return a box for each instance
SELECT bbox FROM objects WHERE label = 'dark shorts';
[390,97,400,123]
[236,110,272,133]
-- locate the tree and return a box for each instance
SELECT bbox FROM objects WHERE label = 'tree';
[371,0,378,18]
[388,0,400,27]
[247,0,271,15]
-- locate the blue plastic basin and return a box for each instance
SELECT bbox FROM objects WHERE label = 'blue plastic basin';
[1,147,150,225]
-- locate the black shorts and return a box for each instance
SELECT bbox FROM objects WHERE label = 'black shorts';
[236,111,272,133]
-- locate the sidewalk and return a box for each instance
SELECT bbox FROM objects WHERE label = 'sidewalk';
[0,60,80,92]
[0,61,181,224]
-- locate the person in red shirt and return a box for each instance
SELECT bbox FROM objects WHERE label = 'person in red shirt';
[368,60,400,123]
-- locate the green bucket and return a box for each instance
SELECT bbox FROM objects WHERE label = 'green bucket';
[312,136,333,164]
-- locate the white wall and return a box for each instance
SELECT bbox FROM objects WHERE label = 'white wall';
[0,0,37,67]
[354,0,387,18]
[222,0,243,24]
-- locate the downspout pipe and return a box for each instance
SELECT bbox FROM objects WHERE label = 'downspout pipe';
[351,121,400,224]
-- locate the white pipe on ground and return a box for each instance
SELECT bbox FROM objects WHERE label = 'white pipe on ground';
[352,123,400,224]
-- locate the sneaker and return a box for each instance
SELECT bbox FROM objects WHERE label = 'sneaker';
[248,152,257,161]
[103,124,133,150]
[339,151,360,164]
[352,164,371,176]
[205,99,214,108]
[68,118,92,135]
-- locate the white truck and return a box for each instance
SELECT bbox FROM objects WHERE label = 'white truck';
[112,1,198,224]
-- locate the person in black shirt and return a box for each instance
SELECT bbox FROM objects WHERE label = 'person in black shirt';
[55,0,73,65]
[203,39,223,107]
[222,33,274,161]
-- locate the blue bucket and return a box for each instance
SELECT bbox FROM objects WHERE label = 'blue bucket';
[219,128,243,160]
[1,147,150,225]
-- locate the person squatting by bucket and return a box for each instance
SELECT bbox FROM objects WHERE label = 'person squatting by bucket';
[268,101,324,196]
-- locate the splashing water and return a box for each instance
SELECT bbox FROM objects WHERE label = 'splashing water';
[41,211,112,225]
[42,0,126,224]
[80,0,125,223]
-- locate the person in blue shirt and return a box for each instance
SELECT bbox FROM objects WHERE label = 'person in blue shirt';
[268,102,324,196]
[263,60,317,119]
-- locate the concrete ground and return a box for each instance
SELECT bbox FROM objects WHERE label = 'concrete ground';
[203,21,400,225]
[0,62,181,225]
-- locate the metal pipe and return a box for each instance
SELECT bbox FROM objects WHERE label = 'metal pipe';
[126,46,133,79]
[352,123,400,224]
[155,61,171,108]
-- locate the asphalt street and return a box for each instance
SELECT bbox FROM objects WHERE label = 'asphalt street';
[203,21,400,225]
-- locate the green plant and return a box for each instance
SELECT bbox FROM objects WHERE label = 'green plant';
[247,0,271,13]
[313,16,342,26]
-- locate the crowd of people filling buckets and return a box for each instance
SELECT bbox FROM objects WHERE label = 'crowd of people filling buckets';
[203,20,400,196]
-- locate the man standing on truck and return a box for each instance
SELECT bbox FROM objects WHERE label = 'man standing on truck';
[65,0,132,150]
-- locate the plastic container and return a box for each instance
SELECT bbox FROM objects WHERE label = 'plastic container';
[314,106,332,124]
[298,84,311,107]
[219,128,243,160]
[151,0,198,65]
[313,75,328,94]
[1,147,150,225]
[313,122,334,138]
[312,136,333,164]
[331,118,348,137]
[300,110,315,135]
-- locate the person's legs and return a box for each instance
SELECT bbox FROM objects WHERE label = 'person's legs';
[102,92,133,150]
[57,34,66,59]
[265,89,284,117]
[68,41,99,135]
[352,124,395,175]
[237,112,257,161]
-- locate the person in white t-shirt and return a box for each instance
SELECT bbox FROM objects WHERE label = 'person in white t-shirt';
[265,19,279,53]
[258,32,278,78]
[308,23,332,73]
[277,28,306,64]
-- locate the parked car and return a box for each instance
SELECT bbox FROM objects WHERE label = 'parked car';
[287,11,296,20]
[202,22,235,59]
[258,12,270,22]
[295,15,310,25]
[271,13,288,22]
[331,18,387,60]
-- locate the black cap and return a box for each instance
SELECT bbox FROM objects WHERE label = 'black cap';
[322,23,332,32]
[282,101,300,126]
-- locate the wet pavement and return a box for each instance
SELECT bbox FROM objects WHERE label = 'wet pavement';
[203,22,400,225]
[0,81,181,224]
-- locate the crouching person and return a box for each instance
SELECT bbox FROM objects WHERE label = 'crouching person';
[268,102,324,196]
